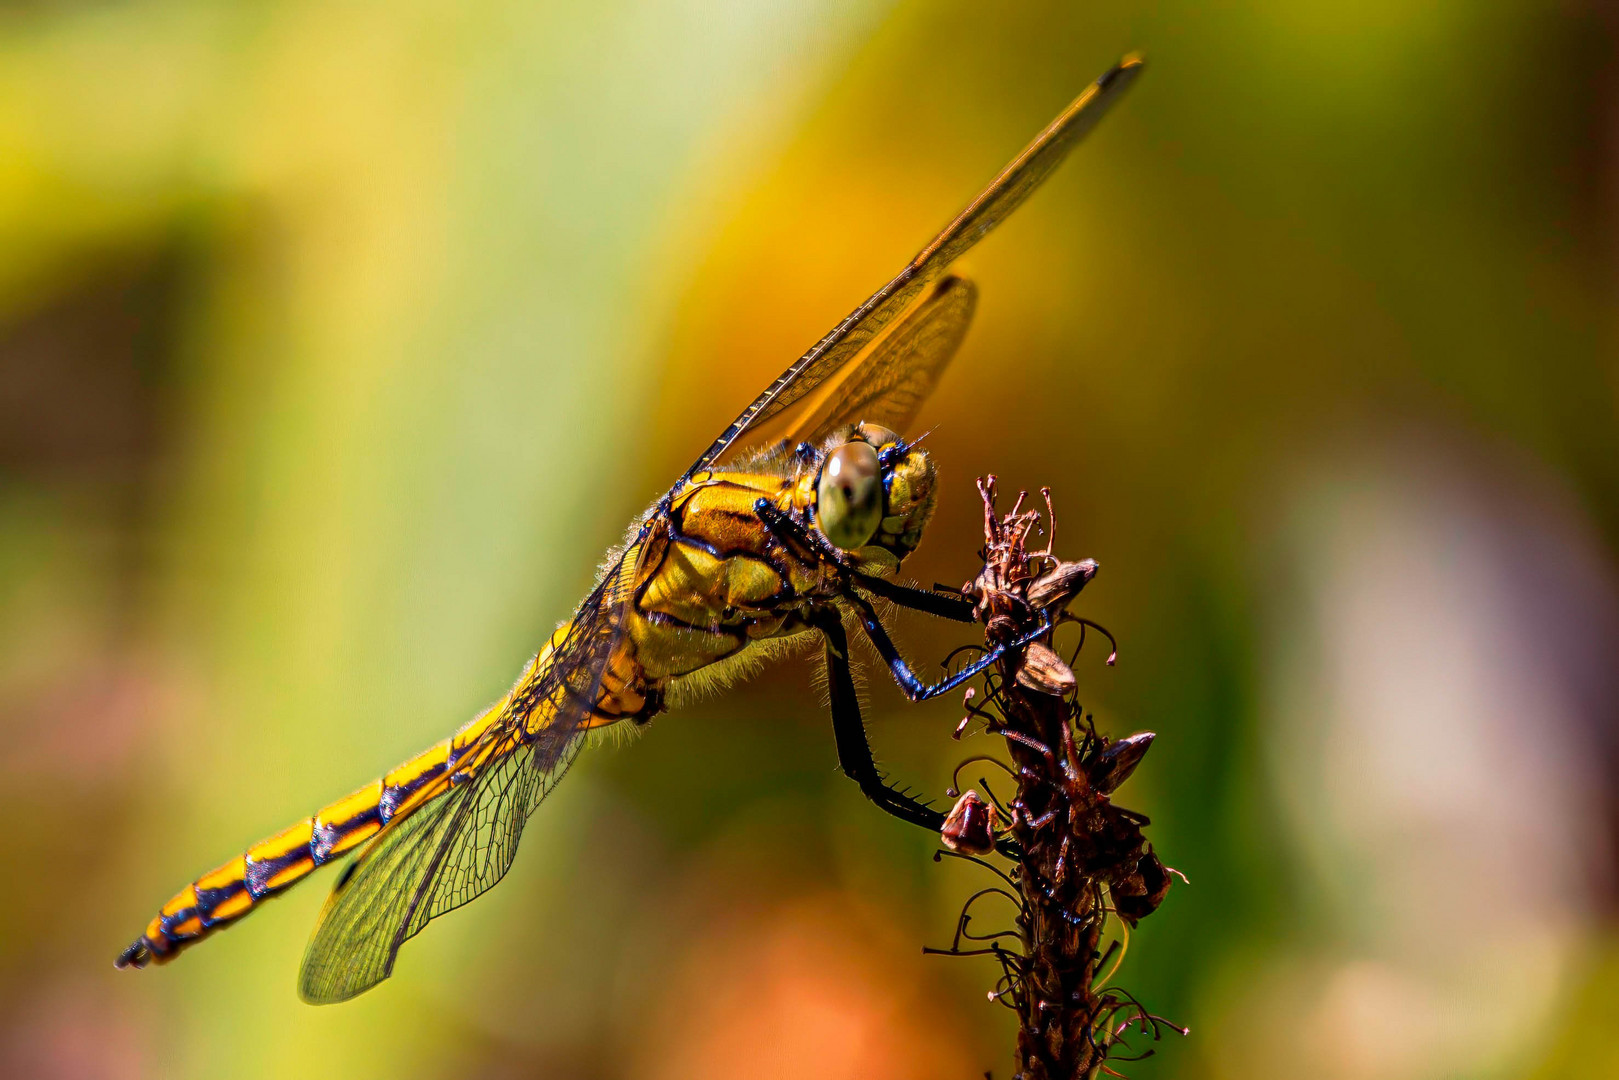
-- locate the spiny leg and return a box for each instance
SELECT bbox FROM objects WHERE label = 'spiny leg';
[813,611,944,833]
[847,592,1050,703]
[859,574,976,622]
[760,498,1031,849]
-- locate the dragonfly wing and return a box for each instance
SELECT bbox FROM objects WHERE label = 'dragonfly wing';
[781,275,975,448]
[296,546,641,1004]
[297,736,583,1003]
[684,55,1141,477]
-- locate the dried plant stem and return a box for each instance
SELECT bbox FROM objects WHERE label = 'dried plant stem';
[936,478,1182,1080]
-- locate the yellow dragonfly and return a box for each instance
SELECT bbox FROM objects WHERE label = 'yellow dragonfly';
[116,56,1142,1003]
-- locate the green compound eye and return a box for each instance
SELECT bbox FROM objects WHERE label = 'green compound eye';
[817,441,884,550]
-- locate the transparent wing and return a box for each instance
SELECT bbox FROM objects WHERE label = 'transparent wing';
[780,275,975,449]
[683,55,1142,478]
[296,546,642,1004]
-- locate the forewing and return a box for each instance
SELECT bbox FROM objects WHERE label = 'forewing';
[684,55,1141,477]
[781,275,975,448]
[296,546,642,1004]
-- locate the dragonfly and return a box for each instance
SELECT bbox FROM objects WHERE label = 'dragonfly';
[116,56,1141,1003]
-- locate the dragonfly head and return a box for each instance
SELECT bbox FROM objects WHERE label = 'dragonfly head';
[812,423,937,572]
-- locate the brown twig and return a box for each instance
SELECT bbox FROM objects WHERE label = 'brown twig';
[931,477,1183,1079]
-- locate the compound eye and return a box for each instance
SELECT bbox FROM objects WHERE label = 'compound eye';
[817,441,883,550]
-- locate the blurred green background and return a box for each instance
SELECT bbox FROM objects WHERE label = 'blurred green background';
[2,1,1616,1077]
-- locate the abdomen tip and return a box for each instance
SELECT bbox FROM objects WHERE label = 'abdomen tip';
[114,940,151,970]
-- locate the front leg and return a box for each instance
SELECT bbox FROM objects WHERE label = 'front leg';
[847,592,1051,703]
[857,574,976,622]
[752,497,974,621]
[813,611,944,834]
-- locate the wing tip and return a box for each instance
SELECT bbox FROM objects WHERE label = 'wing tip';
[1098,54,1146,96]
[298,951,394,1005]
[931,274,977,300]
[297,979,369,1006]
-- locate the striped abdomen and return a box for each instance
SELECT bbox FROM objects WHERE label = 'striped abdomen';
[115,615,639,970]
[115,708,493,969]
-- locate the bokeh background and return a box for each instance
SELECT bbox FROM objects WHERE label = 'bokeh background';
[3,1,1617,1077]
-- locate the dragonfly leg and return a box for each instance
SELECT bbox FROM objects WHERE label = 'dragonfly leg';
[814,611,945,833]
[754,497,849,564]
[848,593,1051,703]
[858,575,976,622]
[752,498,974,621]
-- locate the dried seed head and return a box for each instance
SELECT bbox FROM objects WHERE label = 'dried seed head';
[1015,642,1077,696]
[1111,852,1172,925]
[940,790,999,855]
[1026,558,1098,613]
[1087,732,1155,794]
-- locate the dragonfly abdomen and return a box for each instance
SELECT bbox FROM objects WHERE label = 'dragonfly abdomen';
[115,724,477,969]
